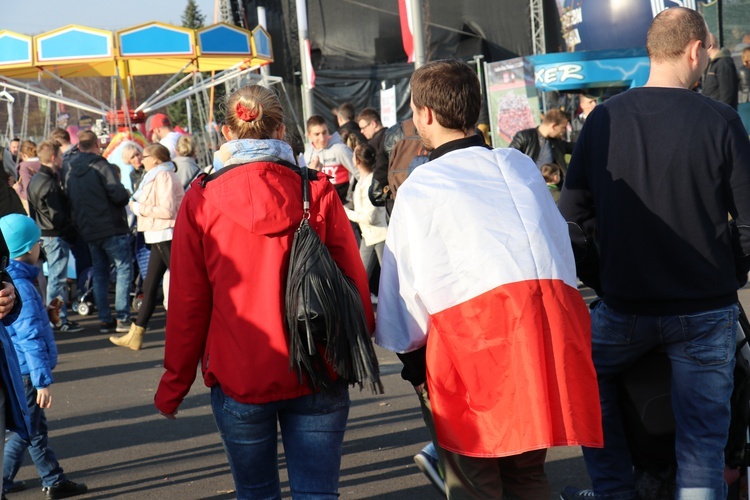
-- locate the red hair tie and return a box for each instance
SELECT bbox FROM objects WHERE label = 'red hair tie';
[235,102,258,122]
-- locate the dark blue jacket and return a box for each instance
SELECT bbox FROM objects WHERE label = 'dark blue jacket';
[0,278,31,440]
[66,152,130,242]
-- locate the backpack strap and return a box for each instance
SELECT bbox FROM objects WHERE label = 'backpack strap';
[198,159,301,188]
[300,166,310,218]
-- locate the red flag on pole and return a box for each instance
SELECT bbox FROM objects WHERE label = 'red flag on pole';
[398,0,414,63]
[304,39,316,88]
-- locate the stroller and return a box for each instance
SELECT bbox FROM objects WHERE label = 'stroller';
[71,266,95,316]
[617,303,750,499]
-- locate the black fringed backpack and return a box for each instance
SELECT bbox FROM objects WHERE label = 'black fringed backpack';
[284,167,383,395]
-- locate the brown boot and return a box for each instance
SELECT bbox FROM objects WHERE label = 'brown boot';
[109,323,145,351]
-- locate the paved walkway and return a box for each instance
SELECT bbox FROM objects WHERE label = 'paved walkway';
[6,284,748,499]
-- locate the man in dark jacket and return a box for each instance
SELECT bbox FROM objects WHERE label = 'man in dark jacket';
[559,8,750,499]
[27,141,82,333]
[509,109,574,174]
[65,131,132,335]
[356,108,388,206]
[702,32,738,109]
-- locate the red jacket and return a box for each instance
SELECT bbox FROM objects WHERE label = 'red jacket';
[155,162,374,414]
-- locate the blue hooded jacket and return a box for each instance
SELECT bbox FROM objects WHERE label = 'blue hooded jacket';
[5,260,58,388]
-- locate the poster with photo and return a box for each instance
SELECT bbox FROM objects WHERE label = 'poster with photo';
[485,57,539,148]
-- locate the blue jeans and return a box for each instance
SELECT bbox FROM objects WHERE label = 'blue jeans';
[87,234,132,323]
[41,236,70,322]
[583,301,736,500]
[3,377,66,488]
[211,383,350,499]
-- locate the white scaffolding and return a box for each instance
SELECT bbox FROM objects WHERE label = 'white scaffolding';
[530,0,546,55]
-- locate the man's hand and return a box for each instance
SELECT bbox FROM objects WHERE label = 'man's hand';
[0,282,16,319]
[37,387,52,409]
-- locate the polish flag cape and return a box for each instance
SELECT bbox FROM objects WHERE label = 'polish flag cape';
[375,146,603,457]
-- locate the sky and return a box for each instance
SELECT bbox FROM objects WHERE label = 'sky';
[3,0,218,34]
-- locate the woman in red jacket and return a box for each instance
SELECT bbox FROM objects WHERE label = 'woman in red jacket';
[154,85,374,499]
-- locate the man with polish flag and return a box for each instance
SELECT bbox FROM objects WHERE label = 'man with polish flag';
[374,59,603,499]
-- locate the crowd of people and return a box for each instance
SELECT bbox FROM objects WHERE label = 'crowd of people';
[0,6,749,500]
[0,116,197,498]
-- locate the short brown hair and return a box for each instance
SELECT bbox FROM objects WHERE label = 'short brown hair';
[356,108,381,126]
[410,59,480,132]
[225,85,285,140]
[542,109,569,126]
[334,102,355,121]
[37,140,61,165]
[647,7,708,63]
[306,115,327,131]
[77,130,99,152]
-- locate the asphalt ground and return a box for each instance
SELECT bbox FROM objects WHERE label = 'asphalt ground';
[5,284,748,499]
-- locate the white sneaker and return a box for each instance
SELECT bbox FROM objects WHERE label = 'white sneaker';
[413,451,445,495]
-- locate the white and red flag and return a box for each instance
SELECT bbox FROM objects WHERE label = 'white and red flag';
[375,146,603,457]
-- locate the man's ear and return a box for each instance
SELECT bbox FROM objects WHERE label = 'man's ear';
[424,106,435,125]
[689,39,702,68]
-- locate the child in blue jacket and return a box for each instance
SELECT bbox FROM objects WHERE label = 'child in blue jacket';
[0,214,87,499]
[0,227,32,500]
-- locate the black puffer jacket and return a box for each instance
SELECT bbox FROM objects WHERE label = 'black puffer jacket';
[65,152,130,242]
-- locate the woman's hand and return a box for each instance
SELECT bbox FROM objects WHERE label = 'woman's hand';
[159,409,178,420]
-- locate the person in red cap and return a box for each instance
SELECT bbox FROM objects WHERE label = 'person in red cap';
[149,113,181,159]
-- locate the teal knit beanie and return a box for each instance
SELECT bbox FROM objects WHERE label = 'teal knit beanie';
[0,214,41,259]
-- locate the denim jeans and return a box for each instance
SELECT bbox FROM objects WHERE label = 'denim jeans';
[87,234,132,323]
[582,301,737,500]
[41,236,70,322]
[211,383,349,499]
[3,377,66,488]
